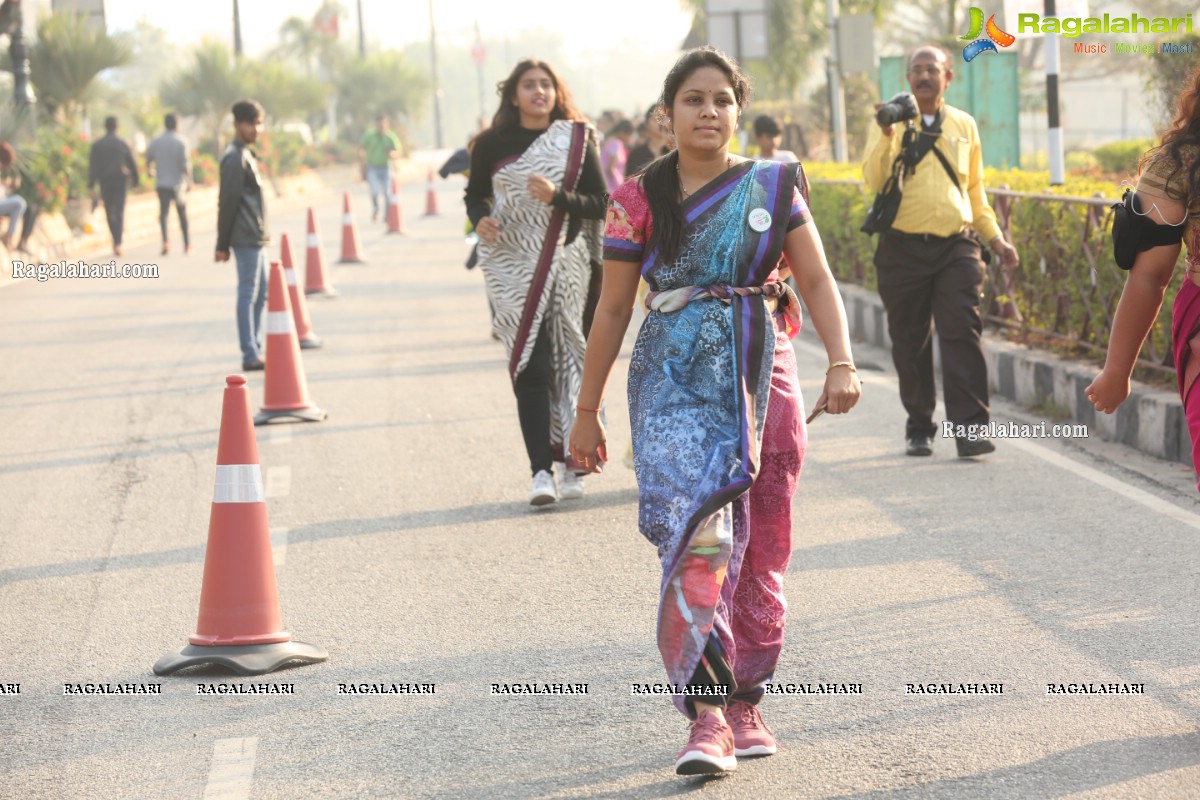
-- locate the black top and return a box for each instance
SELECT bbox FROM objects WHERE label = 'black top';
[464,124,606,245]
[625,143,668,178]
[88,133,139,189]
[216,140,270,251]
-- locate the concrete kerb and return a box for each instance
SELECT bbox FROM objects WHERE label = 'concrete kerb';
[817,281,1193,468]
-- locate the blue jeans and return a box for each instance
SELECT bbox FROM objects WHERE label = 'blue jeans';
[366,164,391,215]
[233,246,268,363]
[0,194,27,240]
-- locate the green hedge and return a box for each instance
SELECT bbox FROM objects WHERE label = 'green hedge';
[804,163,1184,371]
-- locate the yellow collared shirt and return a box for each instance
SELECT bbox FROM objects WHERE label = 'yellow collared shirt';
[861,103,1002,243]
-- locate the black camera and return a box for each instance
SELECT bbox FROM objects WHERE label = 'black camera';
[875,93,919,126]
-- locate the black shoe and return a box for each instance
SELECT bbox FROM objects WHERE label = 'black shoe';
[905,435,933,456]
[956,437,996,458]
[241,359,265,371]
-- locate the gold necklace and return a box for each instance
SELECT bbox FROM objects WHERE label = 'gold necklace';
[678,156,733,197]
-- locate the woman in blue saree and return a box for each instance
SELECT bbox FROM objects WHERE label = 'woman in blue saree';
[570,48,861,776]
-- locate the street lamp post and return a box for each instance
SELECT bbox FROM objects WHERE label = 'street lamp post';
[4,0,36,140]
[428,0,444,148]
[356,0,365,58]
[472,22,487,131]
[232,0,243,59]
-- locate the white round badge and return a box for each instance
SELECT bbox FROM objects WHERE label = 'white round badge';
[748,208,772,232]
[556,133,571,149]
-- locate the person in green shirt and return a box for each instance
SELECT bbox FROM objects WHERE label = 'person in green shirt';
[359,114,402,220]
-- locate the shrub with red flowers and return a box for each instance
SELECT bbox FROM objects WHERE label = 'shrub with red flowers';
[17,127,90,214]
[192,153,218,186]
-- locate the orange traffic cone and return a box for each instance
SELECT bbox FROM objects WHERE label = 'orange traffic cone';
[337,192,365,264]
[386,175,406,234]
[280,235,322,350]
[303,208,337,297]
[255,260,327,425]
[153,374,327,676]
[423,167,439,216]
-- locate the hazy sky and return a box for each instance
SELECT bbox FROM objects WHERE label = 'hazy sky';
[94,0,695,66]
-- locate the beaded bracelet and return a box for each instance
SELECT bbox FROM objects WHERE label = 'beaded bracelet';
[827,361,857,374]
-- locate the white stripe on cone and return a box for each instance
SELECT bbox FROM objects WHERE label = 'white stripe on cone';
[213,465,265,504]
[266,311,295,334]
[306,233,319,248]
[285,268,297,287]
[342,214,353,225]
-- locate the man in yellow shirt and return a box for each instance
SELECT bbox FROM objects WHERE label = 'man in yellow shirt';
[862,45,1019,458]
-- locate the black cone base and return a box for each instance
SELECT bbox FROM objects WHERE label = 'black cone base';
[253,406,327,425]
[153,641,328,676]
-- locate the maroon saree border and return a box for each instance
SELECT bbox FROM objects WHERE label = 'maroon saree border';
[507,121,589,387]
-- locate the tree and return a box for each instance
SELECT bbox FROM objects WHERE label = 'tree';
[243,61,328,124]
[160,40,246,158]
[1142,32,1200,128]
[679,0,894,101]
[275,1,347,80]
[337,51,429,143]
[25,12,132,124]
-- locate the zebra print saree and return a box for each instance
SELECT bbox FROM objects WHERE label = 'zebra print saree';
[477,120,602,465]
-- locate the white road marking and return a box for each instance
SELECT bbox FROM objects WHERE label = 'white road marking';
[270,527,289,566]
[794,338,1200,531]
[265,465,291,498]
[270,425,292,445]
[202,737,258,800]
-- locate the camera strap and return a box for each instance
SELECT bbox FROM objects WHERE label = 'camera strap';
[897,121,963,196]
[929,146,963,195]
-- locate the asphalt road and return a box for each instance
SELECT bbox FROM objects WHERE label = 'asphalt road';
[2,167,1200,799]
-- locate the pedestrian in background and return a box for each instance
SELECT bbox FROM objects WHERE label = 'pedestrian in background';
[145,112,192,256]
[215,99,271,372]
[752,115,797,163]
[465,58,606,507]
[601,119,633,193]
[88,116,139,256]
[625,108,673,176]
[861,45,1018,458]
[360,114,402,222]
[1087,64,1197,487]
[0,142,28,251]
[570,46,859,776]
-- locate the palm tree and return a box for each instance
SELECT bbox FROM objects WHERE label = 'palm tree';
[26,12,132,125]
[243,61,328,123]
[337,51,428,139]
[276,16,325,78]
[160,40,246,158]
[275,2,346,79]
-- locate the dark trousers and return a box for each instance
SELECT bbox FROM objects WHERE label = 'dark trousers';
[515,325,554,476]
[156,187,189,247]
[99,179,127,247]
[874,231,990,439]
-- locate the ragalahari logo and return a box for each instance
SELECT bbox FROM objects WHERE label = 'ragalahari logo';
[960,7,1016,61]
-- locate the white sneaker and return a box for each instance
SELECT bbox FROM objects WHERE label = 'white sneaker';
[556,464,584,500]
[529,470,557,506]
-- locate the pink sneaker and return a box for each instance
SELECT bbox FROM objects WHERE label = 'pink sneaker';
[728,701,777,757]
[675,709,737,775]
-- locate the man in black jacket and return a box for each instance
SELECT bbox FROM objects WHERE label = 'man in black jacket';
[215,99,271,371]
[88,116,139,256]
